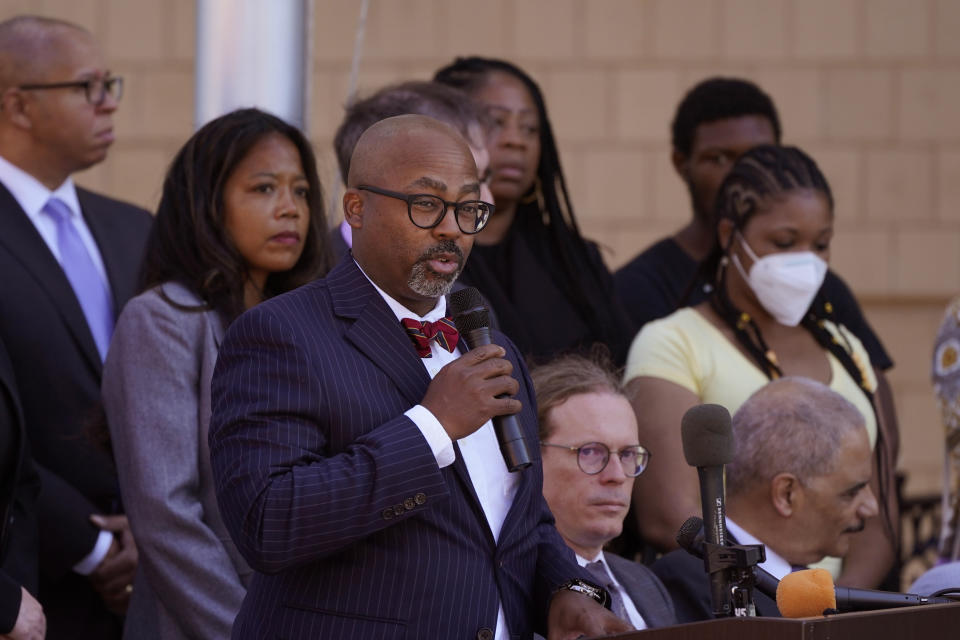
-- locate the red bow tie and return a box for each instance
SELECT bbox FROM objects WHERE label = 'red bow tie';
[401,317,459,358]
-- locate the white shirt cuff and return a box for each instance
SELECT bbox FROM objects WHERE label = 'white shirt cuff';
[73,529,114,575]
[405,405,455,468]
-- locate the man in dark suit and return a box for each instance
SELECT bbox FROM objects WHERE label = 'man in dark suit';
[0,338,45,639]
[652,377,880,622]
[533,352,676,630]
[209,114,630,639]
[0,15,152,638]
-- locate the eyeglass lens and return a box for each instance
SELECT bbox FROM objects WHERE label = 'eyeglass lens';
[409,195,491,233]
[87,77,123,105]
[577,443,648,477]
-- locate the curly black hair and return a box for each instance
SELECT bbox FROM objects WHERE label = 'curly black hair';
[671,77,782,156]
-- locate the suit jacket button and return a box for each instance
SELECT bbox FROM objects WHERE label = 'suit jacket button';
[414,492,427,505]
[393,504,405,516]
[403,497,415,510]
[476,628,493,640]
[382,508,394,520]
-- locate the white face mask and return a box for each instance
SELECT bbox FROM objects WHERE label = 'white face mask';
[731,233,828,327]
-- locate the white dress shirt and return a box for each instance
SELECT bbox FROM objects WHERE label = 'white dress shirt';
[358,262,520,640]
[0,153,110,282]
[575,551,647,630]
[726,518,792,580]
[0,153,114,575]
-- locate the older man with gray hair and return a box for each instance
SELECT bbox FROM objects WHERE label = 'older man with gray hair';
[652,377,880,622]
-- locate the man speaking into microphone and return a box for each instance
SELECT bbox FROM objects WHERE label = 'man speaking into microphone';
[208,115,629,640]
[652,377,879,622]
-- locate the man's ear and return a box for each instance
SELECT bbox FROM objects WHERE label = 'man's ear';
[343,189,364,230]
[0,88,31,129]
[671,149,689,181]
[771,473,801,518]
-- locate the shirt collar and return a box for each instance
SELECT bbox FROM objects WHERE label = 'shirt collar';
[0,153,81,221]
[353,259,447,323]
[575,550,605,567]
[726,517,793,580]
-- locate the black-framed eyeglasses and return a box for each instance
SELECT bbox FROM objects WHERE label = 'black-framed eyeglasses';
[357,184,494,234]
[18,76,124,106]
[541,442,651,477]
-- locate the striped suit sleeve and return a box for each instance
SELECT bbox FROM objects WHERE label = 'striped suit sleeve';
[208,303,450,574]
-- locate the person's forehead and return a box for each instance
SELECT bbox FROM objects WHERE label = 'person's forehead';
[548,392,637,443]
[478,73,536,112]
[691,114,776,153]
[381,137,477,186]
[42,29,104,77]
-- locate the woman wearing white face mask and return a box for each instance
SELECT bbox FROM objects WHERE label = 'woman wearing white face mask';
[623,145,896,589]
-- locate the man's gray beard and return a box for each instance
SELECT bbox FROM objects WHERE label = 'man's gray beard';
[408,261,459,298]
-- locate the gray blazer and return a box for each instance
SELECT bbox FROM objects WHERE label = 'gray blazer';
[605,551,677,629]
[103,282,251,640]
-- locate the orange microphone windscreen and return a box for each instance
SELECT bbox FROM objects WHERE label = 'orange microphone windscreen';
[776,568,837,618]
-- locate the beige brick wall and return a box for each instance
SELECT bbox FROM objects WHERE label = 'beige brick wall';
[7,0,958,496]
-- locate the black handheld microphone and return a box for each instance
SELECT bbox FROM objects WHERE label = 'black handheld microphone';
[448,287,531,472]
[681,404,735,617]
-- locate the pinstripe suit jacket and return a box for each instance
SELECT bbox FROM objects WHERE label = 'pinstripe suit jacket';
[209,258,585,640]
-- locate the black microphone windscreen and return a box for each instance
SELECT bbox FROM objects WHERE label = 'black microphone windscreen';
[681,404,734,468]
[448,287,489,333]
[677,516,704,552]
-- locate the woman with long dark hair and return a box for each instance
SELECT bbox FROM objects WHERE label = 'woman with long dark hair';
[435,57,633,364]
[101,108,330,639]
[624,145,897,588]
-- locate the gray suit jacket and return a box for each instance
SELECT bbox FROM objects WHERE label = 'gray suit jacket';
[605,551,677,629]
[103,283,251,640]
[533,551,676,639]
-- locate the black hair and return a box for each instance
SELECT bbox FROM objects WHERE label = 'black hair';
[434,56,632,360]
[139,107,332,323]
[333,80,487,182]
[671,77,782,157]
[705,144,895,544]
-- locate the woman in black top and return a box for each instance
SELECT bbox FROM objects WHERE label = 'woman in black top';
[435,57,633,365]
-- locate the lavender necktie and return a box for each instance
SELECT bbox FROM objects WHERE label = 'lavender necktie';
[43,197,114,360]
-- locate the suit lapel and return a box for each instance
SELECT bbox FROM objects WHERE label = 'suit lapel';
[330,259,504,527]
[606,553,660,626]
[0,184,102,373]
[329,258,542,546]
[331,259,432,407]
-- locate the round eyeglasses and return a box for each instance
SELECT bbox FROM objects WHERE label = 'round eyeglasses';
[19,76,124,106]
[357,185,493,234]
[541,442,651,477]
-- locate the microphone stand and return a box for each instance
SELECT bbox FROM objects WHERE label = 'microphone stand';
[699,539,768,617]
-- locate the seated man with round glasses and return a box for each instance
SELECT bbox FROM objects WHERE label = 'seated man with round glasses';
[533,352,677,631]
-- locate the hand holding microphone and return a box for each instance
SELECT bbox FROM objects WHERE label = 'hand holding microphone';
[421,342,520,441]
[442,287,531,472]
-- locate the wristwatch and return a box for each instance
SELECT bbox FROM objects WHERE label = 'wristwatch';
[554,579,610,609]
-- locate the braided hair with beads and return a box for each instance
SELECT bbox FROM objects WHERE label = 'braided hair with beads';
[434,57,633,362]
[702,144,895,542]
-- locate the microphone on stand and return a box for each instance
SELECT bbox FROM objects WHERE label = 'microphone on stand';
[680,404,735,617]
[448,287,531,472]
[776,569,956,618]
